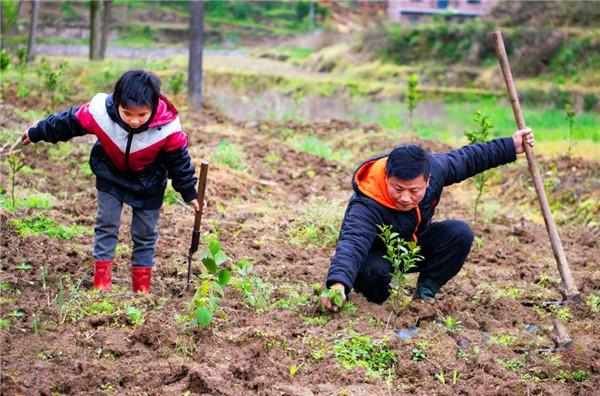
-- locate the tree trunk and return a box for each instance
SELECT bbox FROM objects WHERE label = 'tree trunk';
[99,0,112,59]
[26,0,39,63]
[188,0,204,110]
[89,0,103,60]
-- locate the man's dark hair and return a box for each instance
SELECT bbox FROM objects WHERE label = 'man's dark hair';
[386,144,431,180]
[113,70,161,111]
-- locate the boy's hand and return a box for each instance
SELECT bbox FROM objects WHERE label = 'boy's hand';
[320,283,346,312]
[513,127,534,154]
[189,198,201,212]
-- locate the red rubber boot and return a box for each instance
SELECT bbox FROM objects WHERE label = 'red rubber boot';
[93,260,112,291]
[131,266,152,293]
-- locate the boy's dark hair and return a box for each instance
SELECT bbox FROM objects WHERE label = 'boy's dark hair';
[386,144,431,180]
[113,70,161,111]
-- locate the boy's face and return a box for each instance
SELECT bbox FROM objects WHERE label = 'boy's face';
[386,174,428,211]
[118,104,152,129]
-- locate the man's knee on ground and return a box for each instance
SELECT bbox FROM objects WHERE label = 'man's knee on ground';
[449,220,474,254]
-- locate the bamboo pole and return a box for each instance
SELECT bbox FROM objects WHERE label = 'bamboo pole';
[492,30,579,301]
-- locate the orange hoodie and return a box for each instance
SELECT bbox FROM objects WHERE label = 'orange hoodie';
[354,157,422,241]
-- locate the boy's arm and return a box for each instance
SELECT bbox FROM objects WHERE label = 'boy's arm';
[326,201,382,295]
[162,132,198,203]
[433,136,517,187]
[26,106,88,143]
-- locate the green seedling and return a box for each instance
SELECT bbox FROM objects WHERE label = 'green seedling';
[0,49,10,72]
[406,73,420,128]
[0,318,10,330]
[6,153,26,210]
[435,369,460,385]
[378,224,423,312]
[550,305,572,322]
[556,369,590,383]
[231,259,273,311]
[441,315,462,333]
[87,300,115,315]
[188,235,232,328]
[10,216,88,239]
[565,101,576,157]
[320,287,345,309]
[490,333,517,347]
[465,111,493,222]
[498,357,525,372]
[15,262,33,271]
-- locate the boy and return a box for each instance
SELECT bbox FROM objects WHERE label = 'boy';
[22,70,200,293]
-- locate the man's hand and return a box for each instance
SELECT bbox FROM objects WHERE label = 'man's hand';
[21,130,31,145]
[512,127,534,154]
[320,283,346,312]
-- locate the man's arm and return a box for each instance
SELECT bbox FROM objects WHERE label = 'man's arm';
[326,200,383,295]
[433,129,533,187]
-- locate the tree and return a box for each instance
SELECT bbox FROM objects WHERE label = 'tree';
[89,0,102,60]
[26,0,39,63]
[188,0,204,110]
[99,0,112,59]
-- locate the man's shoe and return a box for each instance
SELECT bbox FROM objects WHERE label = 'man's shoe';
[131,266,152,293]
[414,286,436,303]
[93,260,112,291]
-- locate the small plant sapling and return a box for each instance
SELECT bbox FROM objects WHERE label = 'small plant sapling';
[441,315,462,333]
[6,153,26,209]
[168,72,185,95]
[564,101,576,157]
[378,224,423,312]
[464,111,493,222]
[320,287,345,310]
[406,73,420,129]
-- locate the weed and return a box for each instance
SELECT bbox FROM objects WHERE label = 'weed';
[536,273,555,288]
[212,140,247,171]
[230,259,273,311]
[441,315,462,333]
[289,198,343,248]
[15,262,32,271]
[495,286,523,300]
[586,293,600,313]
[556,369,590,383]
[79,162,93,177]
[435,368,460,385]
[565,101,576,156]
[465,111,493,222]
[378,224,423,312]
[411,340,429,362]
[125,306,144,326]
[320,287,345,309]
[303,314,330,326]
[87,300,115,315]
[550,305,572,322]
[168,72,185,95]
[10,216,88,239]
[497,357,525,372]
[0,318,10,330]
[490,333,517,347]
[287,135,351,163]
[274,285,310,311]
[334,333,396,378]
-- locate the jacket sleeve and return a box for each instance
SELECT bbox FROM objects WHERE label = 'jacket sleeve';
[27,106,88,143]
[326,199,383,294]
[432,137,517,187]
[162,132,198,202]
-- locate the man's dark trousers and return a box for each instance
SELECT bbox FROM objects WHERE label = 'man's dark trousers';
[354,220,474,303]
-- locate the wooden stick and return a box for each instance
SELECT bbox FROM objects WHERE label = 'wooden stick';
[186,161,209,291]
[492,30,579,301]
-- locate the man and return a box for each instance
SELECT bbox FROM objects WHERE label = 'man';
[321,128,534,311]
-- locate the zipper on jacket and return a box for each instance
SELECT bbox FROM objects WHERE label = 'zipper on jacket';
[124,133,134,171]
[412,206,422,243]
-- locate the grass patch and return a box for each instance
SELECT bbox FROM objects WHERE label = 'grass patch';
[288,197,344,248]
[0,192,55,211]
[10,216,88,239]
[287,135,352,163]
[334,333,396,378]
[212,139,247,171]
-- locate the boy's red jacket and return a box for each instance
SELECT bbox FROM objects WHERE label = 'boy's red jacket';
[27,93,197,209]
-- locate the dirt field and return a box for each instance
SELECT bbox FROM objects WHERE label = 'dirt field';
[1,99,598,395]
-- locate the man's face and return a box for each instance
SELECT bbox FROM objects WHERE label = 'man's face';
[118,104,152,129]
[386,174,428,211]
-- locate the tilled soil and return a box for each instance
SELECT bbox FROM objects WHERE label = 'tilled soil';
[1,103,598,395]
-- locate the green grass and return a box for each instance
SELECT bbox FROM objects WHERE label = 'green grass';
[334,333,396,378]
[288,198,344,248]
[10,216,88,239]
[212,140,247,171]
[287,135,352,163]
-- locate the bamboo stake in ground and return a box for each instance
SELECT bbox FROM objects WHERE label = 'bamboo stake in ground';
[493,30,579,302]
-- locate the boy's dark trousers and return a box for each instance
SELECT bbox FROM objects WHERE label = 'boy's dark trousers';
[354,220,474,303]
